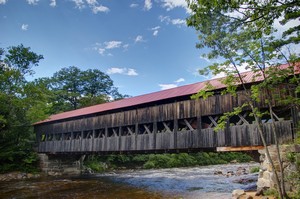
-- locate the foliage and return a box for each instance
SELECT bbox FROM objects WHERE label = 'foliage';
[43,66,129,113]
[83,152,253,171]
[286,151,300,198]
[250,166,260,173]
[84,156,107,172]
[0,43,130,173]
[186,0,299,198]
[264,188,279,198]
[0,44,46,173]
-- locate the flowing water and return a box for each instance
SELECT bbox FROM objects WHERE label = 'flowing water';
[0,163,259,199]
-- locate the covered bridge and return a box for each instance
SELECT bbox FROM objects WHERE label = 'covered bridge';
[34,64,299,154]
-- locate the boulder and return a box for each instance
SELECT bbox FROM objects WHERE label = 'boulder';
[244,195,253,199]
[232,189,245,199]
[214,170,223,175]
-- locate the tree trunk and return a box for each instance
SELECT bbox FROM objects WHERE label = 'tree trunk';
[268,105,288,198]
[249,103,284,199]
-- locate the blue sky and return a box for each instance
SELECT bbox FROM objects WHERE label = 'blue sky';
[0,0,210,96]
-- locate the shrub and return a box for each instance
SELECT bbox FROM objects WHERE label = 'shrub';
[250,166,260,173]
[84,152,253,171]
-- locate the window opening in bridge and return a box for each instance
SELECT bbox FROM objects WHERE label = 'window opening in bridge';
[46,134,54,141]
[201,115,220,129]
[228,111,253,126]
[107,127,118,137]
[138,123,153,135]
[178,117,197,131]
[83,130,93,139]
[54,133,62,141]
[95,129,105,138]
[272,106,291,121]
[122,125,135,136]
[40,133,46,142]
[73,131,81,139]
[63,132,72,140]
[157,121,174,133]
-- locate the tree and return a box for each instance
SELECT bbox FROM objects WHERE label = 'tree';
[0,44,48,172]
[47,66,127,113]
[186,0,299,198]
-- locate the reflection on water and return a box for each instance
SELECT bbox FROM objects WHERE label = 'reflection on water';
[0,177,163,199]
[0,163,258,199]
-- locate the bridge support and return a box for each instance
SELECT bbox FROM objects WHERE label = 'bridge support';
[38,153,84,176]
[217,146,263,162]
[216,146,264,152]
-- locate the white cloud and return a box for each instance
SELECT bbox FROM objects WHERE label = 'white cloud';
[86,0,97,6]
[0,0,7,4]
[72,0,85,9]
[72,0,109,13]
[144,0,152,10]
[159,15,186,26]
[171,18,186,26]
[159,15,170,23]
[127,68,138,76]
[192,68,210,79]
[93,40,126,56]
[151,26,160,36]
[175,78,185,83]
[123,44,129,48]
[159,77,185,90]
[27,0,39,5]
[104,41,122,49]
[161,0,190,12]
[159,83,177,90]
[107,67,125,74]
[98,48,105,55]
[151,26,160,30]
[21,24,29,31]
[274,17,299,39]
[107,67,138,76]
[130,3,138,8]
[135,35,145,43]
[49,0,56,7]
[92,5,109,13]
[211,63,251,79]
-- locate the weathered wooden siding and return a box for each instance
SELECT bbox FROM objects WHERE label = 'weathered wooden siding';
[35,86,295,154]
[37,121,293,153]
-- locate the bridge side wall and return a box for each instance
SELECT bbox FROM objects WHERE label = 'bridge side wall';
[35,86,295,154]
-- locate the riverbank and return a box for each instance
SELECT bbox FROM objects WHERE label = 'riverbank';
[84,152,254,172]
[239,191,275,199]
[0,172,41,181]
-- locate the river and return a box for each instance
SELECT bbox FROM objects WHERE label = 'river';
[0,162,259,199]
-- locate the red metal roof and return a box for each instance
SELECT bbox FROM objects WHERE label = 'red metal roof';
[35,63,299,125]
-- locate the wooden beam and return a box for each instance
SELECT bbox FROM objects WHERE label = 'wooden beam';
[184,119,194,131]
[238,113,249,125]
[217,146,265,152]
[208,116,218,127]
[272,112,280,121]
[163,122,172,132]
[144,124,152,134]
[113,128,118,137]
[127,126,134,135]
